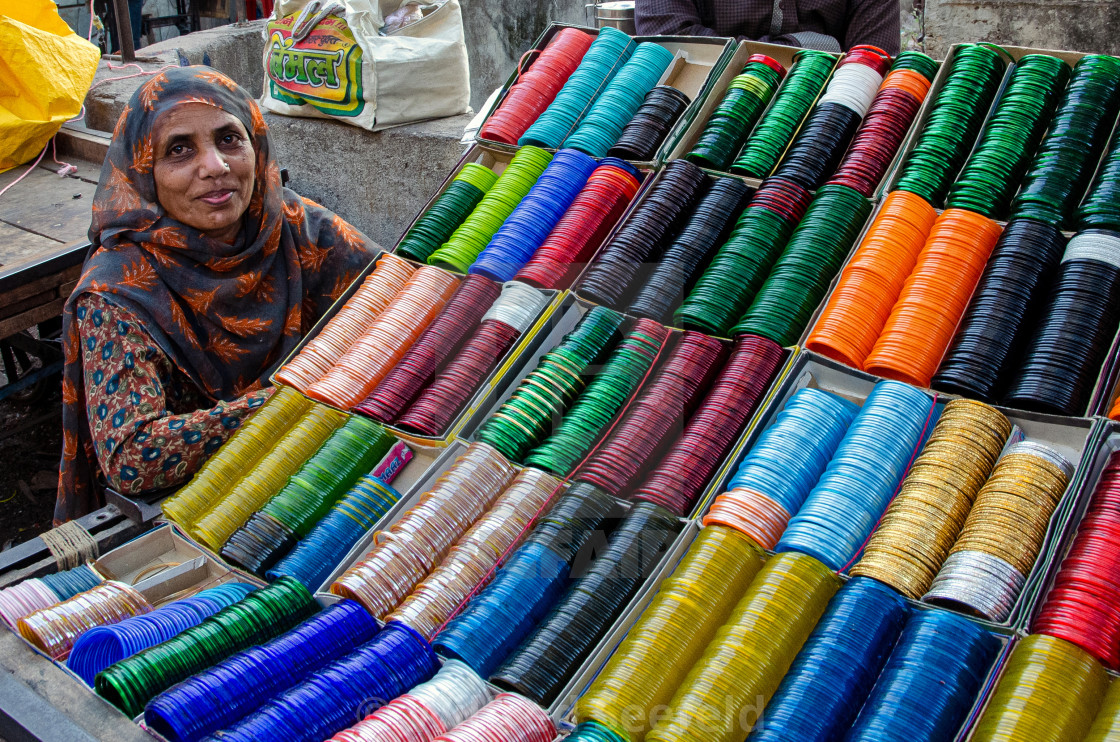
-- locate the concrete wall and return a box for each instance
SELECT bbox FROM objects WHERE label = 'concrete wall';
[924,0,1120,57]
[460,0,588,110]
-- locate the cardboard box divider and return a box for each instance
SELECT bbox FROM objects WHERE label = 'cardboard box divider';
[693,350,1095,632]
[471,23,735,168]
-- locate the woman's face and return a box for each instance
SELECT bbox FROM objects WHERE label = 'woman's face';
[152,103,256,244]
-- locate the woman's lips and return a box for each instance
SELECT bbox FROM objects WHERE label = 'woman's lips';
[199,189,234,206]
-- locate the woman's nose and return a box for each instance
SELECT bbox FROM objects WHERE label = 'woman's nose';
[198,145,228,176]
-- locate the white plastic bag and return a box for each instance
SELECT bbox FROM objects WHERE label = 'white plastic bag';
[261,0,470,130]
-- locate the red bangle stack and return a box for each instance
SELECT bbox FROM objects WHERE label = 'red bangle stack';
[354,274,501,424]
[515,163,641,289]
[630,334,785,516]
[1033,449,1120,668]
[479,28,595,145]
[574,331,727,497]
[395,318,523,436]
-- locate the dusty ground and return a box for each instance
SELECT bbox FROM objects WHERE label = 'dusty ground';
[0,383,62,549]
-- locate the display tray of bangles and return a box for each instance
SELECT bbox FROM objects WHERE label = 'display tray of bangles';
[271,247,565,444]
[391,144,656,295]
[668,41,938,205]
[573,159,876,351]
[551,516,1018,742]
[696,349,1094,633]
[473,22,734,167]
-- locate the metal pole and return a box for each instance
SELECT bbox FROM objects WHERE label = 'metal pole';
[110,0,135,62]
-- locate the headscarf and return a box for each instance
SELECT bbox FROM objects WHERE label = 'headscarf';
[56,66,374,523]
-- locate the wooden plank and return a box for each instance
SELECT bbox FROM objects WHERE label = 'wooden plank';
[0,298,66,340]
[0,165,96,245]
[0,264,81,308]
[0,222,62,270]
[0,290,55,322]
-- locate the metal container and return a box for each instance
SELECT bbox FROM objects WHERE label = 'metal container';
[595,1,636,34]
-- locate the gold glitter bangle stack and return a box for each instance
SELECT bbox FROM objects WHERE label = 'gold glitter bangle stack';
[970,634,1108,742]
[161,386,313,530]
[852,399,1011,598]
[330,442,516,618]
[17,582,152,660]
[187,403,348,551]
[1085,675,1120,741]
[386,467,563,638]
[645,551,840,742]
[574,525,767,742]
[923,440,1073,621]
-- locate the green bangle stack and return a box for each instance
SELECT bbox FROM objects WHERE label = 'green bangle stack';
[893,44,1007,206]
[731,50,836,179]
[396,164,499,262]
[1011,54,1120,228]
[525,318,670,477]
[687,57,786,171]
[732,184,873,346]
[475,306,625,463]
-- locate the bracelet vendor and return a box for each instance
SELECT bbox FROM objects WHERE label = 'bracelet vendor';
[55,67,377,523]
[635,0,901,55]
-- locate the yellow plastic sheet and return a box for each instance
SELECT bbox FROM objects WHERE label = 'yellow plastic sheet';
[0,0,100,172]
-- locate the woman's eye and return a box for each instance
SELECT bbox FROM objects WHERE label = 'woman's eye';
[169,144,187,156]
[221,133,241,146]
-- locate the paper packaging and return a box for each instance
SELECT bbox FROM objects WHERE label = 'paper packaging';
[694,349,1095,632]
[472,22,735,168]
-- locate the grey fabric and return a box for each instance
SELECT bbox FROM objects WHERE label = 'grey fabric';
[788,30,843,52]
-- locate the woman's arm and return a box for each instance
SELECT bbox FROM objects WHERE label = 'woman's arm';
[76,293,273,495]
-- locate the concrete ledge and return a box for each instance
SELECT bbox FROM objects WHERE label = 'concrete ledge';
[925,0,1120,57]
[264,112,472,248]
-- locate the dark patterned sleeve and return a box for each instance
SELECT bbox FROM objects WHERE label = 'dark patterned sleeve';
[635,0,723,37]
[843,0,900,54]
[76,294,273,495]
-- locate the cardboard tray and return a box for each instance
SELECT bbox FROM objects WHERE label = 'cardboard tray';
[389,142,659,293]
[692,349,1096,632]
[796,188,1119,420]
[550,517,1018,741]
[472,23,735,168]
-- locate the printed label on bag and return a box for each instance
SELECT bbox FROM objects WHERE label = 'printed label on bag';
[267,14,365,117]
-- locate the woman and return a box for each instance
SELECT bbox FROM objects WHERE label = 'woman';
[635,0,900,55]
[56,66,377,523]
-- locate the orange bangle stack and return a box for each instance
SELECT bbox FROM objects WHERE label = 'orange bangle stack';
[805,191,937,368]
[274,254,416,392]
[304,266,460,409]
[863,209,1003,387]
